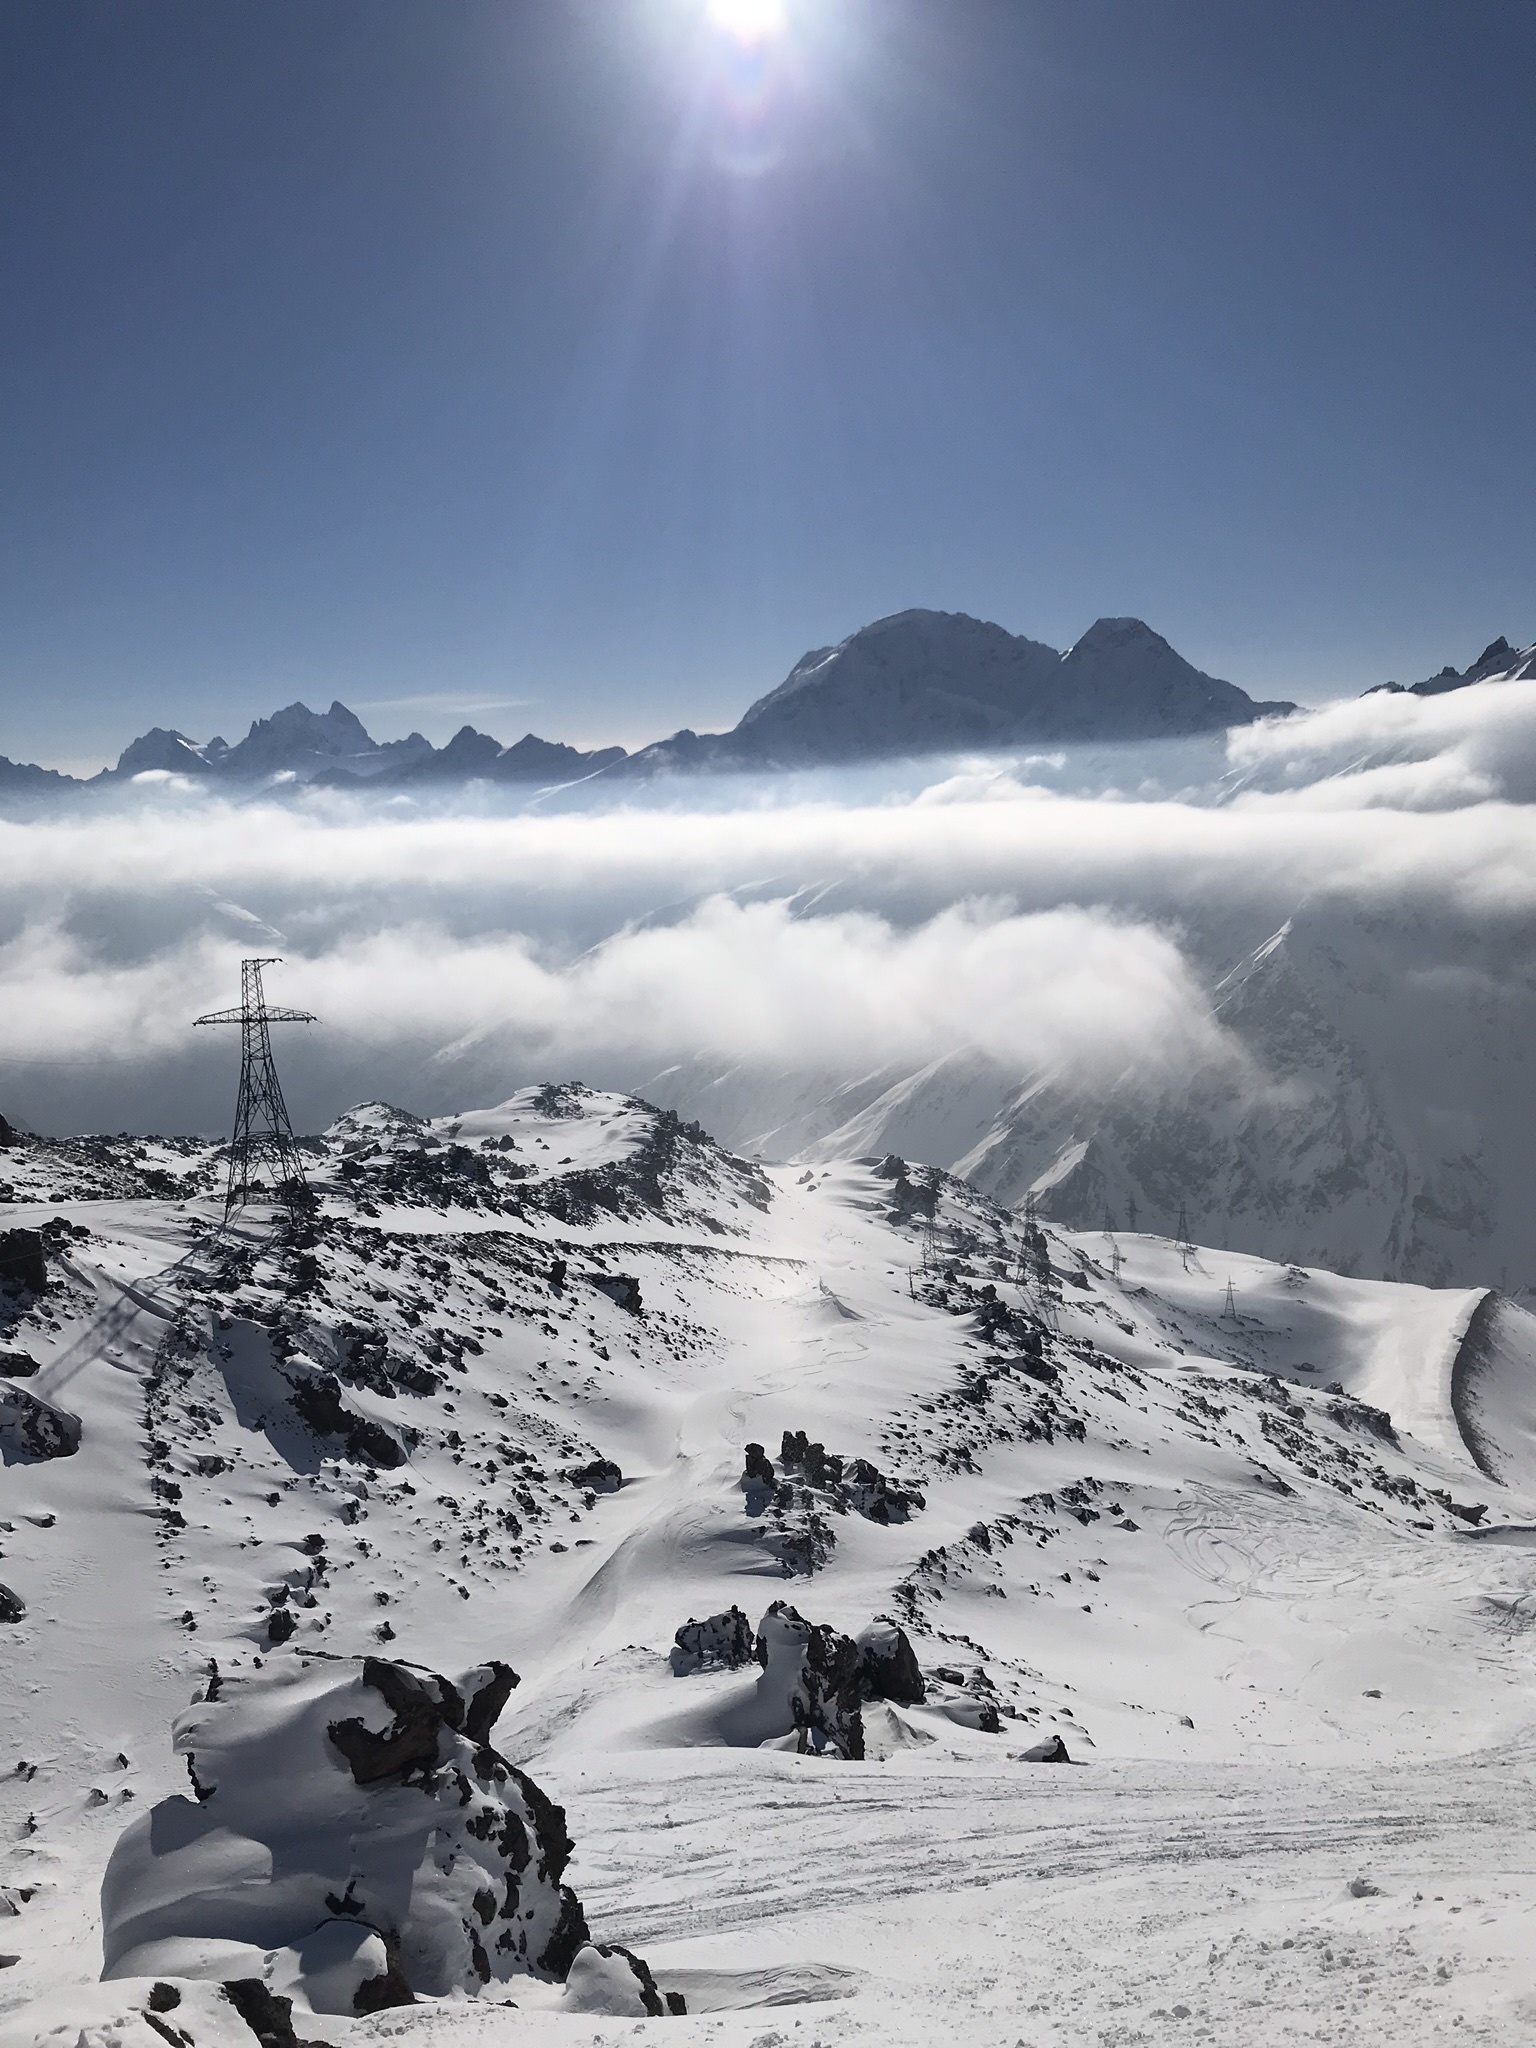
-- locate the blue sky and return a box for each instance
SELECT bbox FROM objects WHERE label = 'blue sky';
[2,0,1534,769]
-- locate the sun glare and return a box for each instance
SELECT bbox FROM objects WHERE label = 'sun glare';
[705,0,787,43]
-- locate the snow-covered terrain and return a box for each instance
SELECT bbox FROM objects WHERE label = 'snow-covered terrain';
[4,1088,1536,2044]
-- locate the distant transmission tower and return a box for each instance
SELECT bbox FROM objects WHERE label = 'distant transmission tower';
[194,958,317,1214]
[1110,1243,1124,1282]
[1175,1202,1197,1270]
[1222,1276,1238,1321]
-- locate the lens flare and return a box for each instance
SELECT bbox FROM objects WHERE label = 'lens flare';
[705,0,786,43]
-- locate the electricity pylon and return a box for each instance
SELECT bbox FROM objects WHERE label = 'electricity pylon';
[194,959,316,1214]
[1175,1202,1197,1270]
[1222,1276,1238,1321]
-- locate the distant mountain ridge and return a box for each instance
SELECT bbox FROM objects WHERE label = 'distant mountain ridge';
[33,604,1533,799]
[1368,634,1536,698]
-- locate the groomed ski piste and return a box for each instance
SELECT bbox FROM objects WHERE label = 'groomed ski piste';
[2,1085,1536,2046]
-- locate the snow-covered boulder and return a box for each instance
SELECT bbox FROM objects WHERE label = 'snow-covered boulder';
[856,1619,925,1704]
[752,1601,864,1759]
[671,1606,755,1675]
[100,1655,596,2012]
[0,1381,80,1461]
[565,1942,679,2016]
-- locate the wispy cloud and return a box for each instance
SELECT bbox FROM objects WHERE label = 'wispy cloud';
[348,693,534,719]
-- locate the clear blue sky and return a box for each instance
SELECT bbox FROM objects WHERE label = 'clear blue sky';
[2,0,1534,769]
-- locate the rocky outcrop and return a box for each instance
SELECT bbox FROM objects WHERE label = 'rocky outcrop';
[283,1364,405,1470]
[671,1607,755,1675]
[100,1654,676,2015]
[856,1619,925,1704]
[0,1584,25,1623]
[0,1382,81,1462]
[0,1229,47,1296]
[1016,1732,1072,1762]
[753,1601,865,1759]
[0,1349,39,1378]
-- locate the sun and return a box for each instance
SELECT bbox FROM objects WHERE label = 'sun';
[705,0,787,43]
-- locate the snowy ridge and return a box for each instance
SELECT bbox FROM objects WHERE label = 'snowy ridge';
[3,1090,1536,2043]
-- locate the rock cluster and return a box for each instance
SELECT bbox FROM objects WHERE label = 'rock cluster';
[670,1606,755,1675]
[675,1602,927,1759]
[101,1653,680,2018]
[740,1430,926,1575]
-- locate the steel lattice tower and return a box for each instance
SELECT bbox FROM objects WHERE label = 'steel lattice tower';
[194,958,317,1213]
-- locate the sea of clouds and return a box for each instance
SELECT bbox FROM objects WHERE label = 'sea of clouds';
[3,676,1536,1137]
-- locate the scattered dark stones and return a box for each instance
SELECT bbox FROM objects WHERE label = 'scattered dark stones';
[671,1607,755,1675]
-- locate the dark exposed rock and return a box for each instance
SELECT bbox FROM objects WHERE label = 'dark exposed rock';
[754,1601,865,1759]
[566,1457,622,1494]
[1017,1732,1072,1762]
[0,1383,81,1462]
[743,1441,775,1487]
[1327,1394,1398,1445]
[671,1607,755,1675]
[0,1229,47,1295]
[856,1619,925,1704]
[221,1979,326,2048]
[327,1657,470,1784]
[585,1272,642,1314]
[0,1584,26,1623]
[0,1350,38,1378]
[285,1367,404,1469]
[462,1660,520,1745]
[351,1934,416,2013]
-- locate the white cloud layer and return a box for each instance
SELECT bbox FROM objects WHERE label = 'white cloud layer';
[4,672,1536,1133]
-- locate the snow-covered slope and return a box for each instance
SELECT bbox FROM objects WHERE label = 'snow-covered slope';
[4,1090,1536,2045]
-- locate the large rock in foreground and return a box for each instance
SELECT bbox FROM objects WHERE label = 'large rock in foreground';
[753,1601,865,1759]
[100,1654,673,2017]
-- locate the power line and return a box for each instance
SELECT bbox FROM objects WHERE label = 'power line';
[194,958,316,1214]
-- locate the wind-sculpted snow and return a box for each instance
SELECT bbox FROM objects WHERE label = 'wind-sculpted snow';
[4,1084,1536,2043]
[99,1654,610,2008]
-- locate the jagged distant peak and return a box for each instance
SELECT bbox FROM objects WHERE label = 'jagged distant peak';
[1375,632,1536,698]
